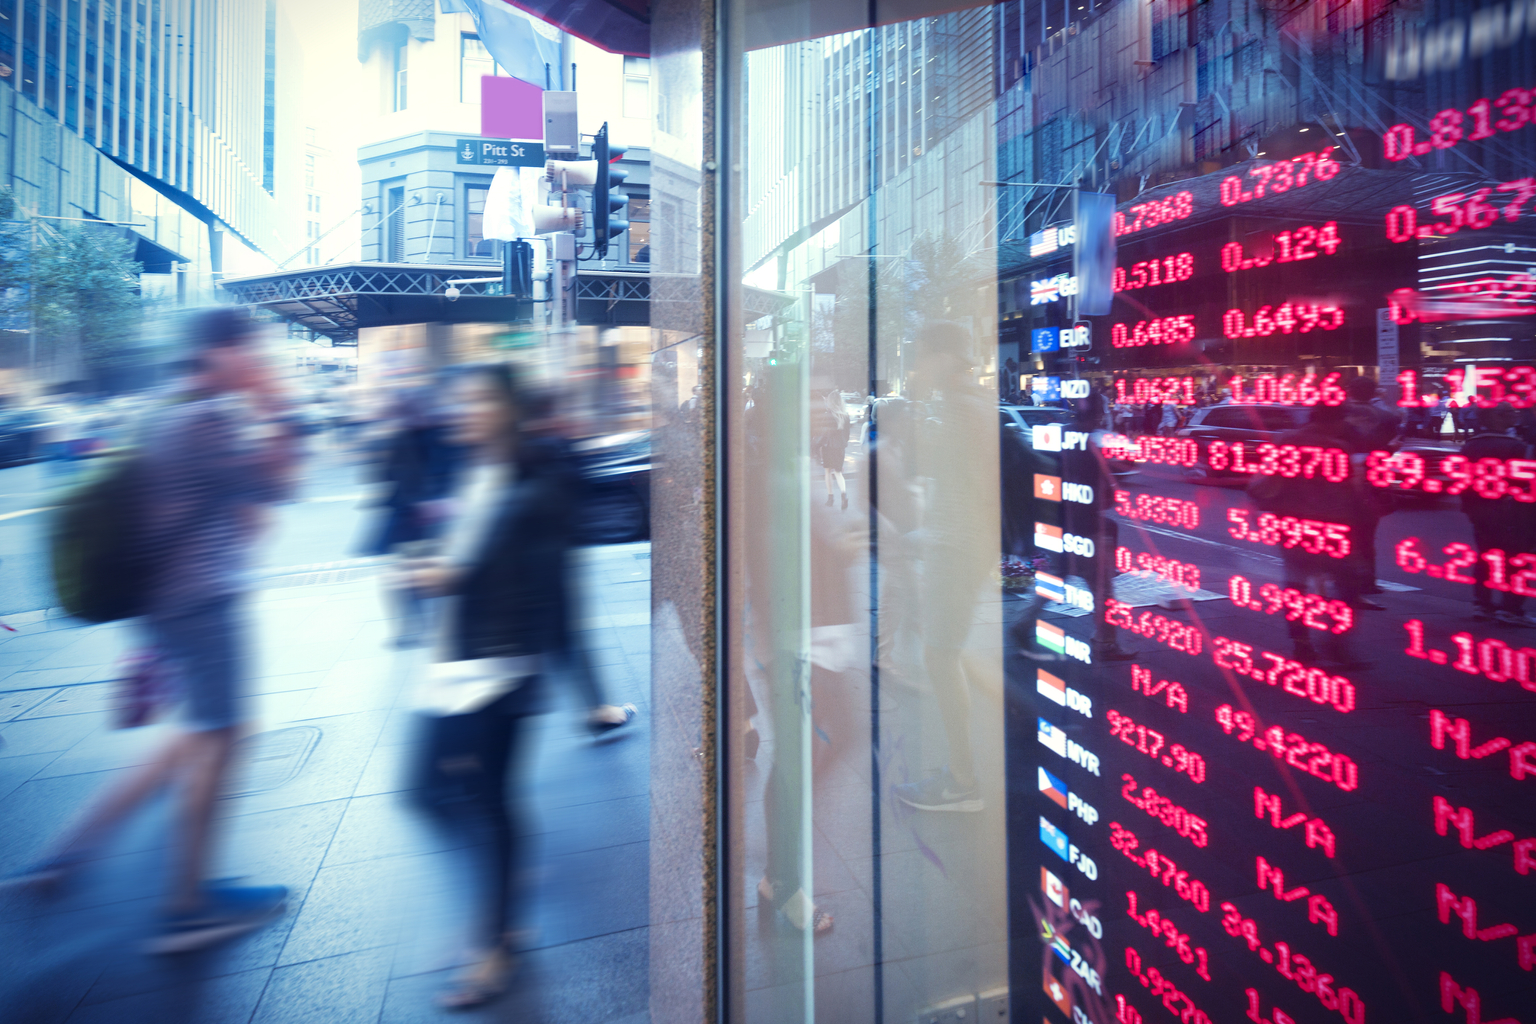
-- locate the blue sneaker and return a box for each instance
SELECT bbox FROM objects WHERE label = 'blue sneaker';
[146,883,289,954]
[0,851,87,893]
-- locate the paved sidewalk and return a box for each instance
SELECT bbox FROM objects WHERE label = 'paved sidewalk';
[0,543,653,1024]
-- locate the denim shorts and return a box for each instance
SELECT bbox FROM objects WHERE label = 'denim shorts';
[147,596,245,731]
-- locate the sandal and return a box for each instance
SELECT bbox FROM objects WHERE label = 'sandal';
[437,946,515,1010]
[757,877,833,936]
[588,703,639,738]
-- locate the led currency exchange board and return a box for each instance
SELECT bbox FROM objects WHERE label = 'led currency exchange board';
[1011,58,1536,1024]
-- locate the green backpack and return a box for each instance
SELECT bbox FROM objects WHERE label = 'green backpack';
[50,451,155,622]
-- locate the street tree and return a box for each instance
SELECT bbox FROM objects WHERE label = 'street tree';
[24,222,144,389]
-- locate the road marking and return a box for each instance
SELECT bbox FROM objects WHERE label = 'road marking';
[0,506,52,522]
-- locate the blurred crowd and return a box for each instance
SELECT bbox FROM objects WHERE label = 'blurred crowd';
[2,308,639,1010]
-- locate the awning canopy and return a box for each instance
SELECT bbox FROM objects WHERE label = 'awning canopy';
[219,263,648,344]
[488,0,1005,57]
[498,0,649,58]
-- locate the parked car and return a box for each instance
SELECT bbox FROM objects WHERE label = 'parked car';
[1174,404,1311,479]
[573,430,651,545]
[0,408,49,466]
[1370,434,1464,504]
[1000,404,1074,435]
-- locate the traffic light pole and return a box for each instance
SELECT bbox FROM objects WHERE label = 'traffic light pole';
[553,232,577,330]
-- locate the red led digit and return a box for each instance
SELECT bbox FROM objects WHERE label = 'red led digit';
[1389,181,1536,248]
[1113,375,1199,405]
[1223,905,1364,1022]
[1113,252,1195,292]
[1213,709,1360,792]
[1107,599,1204,655]
[1210,645,1359,714]
[1121,773,1209,847]
[1227,513,1351,558]
[1113,315,1198,347]
[1102,434,1200,468]
[1220,149,1339,207]
[1115,191,1195,237]
[1109,709,1206,782]
[1403,619,1536,693]
[1228,576,1353,634]
[1222,223,1341,272]
[1113,491,1201,529]
[1218,442,1350,481]
[1394,541,1536,597]
[1111,824,1214,914]
[1229,371,1346,406]
[1382,90,1536,164]
[1223,302,1345,338]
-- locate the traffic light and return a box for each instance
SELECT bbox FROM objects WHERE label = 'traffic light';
[592,123,629,256]
[502,240,534,301]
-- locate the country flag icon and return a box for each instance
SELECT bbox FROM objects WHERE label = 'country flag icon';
[1040,866,1067,908]
[1034,474,1063,501]
[1044,967,1074,1014]
[1039,816,1070,860]
[1032,423,1062,452]
[1038,717,1067,757]
[1036,571,1067,603]
[1034,521,1064,552]
[1037,620,1067,653]
[1036,668,1067,706]
[1039,766,1069,809]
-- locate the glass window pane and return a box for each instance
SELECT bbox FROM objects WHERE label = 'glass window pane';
[623,75,649,120]
[719,3,1536,1023]
[465,183,492,258]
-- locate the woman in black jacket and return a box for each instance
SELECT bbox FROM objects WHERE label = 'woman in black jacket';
[404,364,577,1008]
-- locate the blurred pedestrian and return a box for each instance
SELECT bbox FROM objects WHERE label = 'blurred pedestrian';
[1158,401,1178,436]
[1256,404,1370,667]
[5,307,299,953]
[1450,399,1469,439]
[404,364,580,1008]
[814,387,850,510]
[518,386,638,737]
[1344,377,1401,602]
[1462,403,1536,626]
[892,323,994,813]
[366,380,459,647]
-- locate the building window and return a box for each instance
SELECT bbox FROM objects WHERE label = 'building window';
[386,186,406,262]
[465,183,496,258]
[390,40,408,112]
[623,56,650,119]
[304,154,315,189]
[461,34,498,102]
[263,0,276,192]
[626,194,650,264]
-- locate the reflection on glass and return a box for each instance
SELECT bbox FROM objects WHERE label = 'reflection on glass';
[724,0,1536,1021]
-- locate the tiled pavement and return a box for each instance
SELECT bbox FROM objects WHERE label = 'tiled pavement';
[0,543,653,1024]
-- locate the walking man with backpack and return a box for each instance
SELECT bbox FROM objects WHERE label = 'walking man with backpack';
[10,307,300,953]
